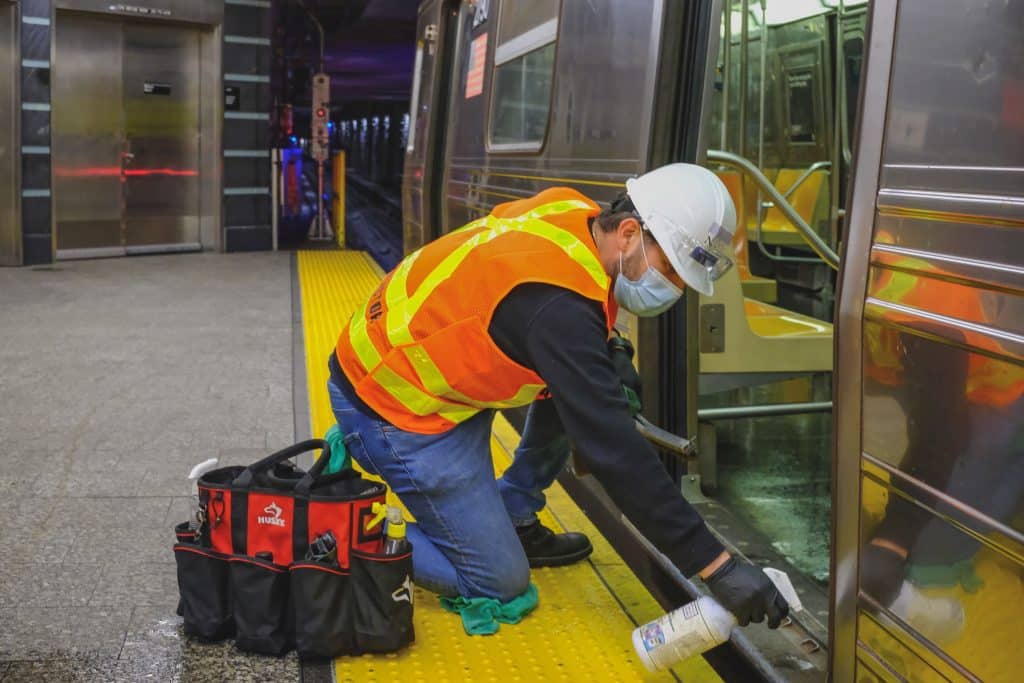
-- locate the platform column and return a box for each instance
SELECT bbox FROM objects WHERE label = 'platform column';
[333,151,345,248]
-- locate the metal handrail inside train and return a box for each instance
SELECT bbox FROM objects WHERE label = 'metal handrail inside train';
[706,149,840,269]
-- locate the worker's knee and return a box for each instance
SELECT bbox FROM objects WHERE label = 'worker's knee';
[461,552,530,603]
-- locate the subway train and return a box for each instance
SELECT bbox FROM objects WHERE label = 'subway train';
[376,0,1023,681]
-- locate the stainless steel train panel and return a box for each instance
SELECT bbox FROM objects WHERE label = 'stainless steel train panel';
[0,0,18,265]
[53,12,126,256]
[838,0,1023,680]
[121,21,201,251]
[420,0,664,242]
[52,11,203,258]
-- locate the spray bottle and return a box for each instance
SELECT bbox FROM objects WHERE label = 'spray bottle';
[632,567,802,672]
[367,502,411,556]
[187,458,219,534]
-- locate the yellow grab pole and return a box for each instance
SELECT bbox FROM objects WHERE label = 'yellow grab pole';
[333,150,346,248]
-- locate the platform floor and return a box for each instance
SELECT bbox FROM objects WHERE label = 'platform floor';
[0,253,300,681]
[0,250,722,681]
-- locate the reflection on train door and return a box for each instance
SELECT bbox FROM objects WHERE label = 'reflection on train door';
[402,0,461,250]
[52,12,201,259]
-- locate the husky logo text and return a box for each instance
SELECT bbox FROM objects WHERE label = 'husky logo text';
[257,501,286,527]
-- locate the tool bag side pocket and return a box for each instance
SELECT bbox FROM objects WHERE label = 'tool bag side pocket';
[289,561,356,660]
[174,544,234,641]
[348,548,415,654]
[229,555,293,656]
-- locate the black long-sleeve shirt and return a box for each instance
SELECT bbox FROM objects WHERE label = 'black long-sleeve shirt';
[329,282,725,577]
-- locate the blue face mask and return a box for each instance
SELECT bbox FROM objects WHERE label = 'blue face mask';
[613,236,684,317]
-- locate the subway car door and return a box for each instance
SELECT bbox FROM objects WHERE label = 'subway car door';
[401,0,459,253]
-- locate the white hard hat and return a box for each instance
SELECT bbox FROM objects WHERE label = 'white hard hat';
[625,163,737,296]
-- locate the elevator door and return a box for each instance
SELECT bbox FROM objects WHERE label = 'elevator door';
[53,13,201,259]
[122,23,201,252]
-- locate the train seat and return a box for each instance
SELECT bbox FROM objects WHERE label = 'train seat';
[753,167,829,248]
[699,262,832,389]
[715,170,778,303]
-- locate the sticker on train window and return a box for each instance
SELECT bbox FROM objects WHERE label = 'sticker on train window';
[465,34,487,99]
[143,82,171,96]
[473,0,489,28]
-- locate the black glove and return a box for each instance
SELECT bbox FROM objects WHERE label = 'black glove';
[608,333,642,415]
[705,557,789,628]
[860,541,908,607]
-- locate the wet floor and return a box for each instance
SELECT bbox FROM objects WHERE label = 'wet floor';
[703,375,833,584]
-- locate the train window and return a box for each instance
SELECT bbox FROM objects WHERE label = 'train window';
[785,70,816,143]
[843,37,864,136]
[488,0,559,150]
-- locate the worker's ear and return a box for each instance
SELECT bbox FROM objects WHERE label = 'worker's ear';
[616,216,642,251]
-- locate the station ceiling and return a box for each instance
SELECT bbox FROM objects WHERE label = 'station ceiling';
[277,0,418,103]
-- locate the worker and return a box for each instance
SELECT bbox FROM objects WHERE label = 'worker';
[327,163,788,629]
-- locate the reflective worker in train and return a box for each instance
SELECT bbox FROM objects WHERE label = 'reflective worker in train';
[327,163,789,627]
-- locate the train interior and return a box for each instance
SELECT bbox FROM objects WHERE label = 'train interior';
[697,0,868,613]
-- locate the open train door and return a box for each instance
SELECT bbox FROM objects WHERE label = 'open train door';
[401,0,460,253]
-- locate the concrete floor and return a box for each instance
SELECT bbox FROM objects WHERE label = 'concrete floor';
[0,253,300,681]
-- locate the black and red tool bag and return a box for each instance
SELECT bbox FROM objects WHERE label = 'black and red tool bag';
[172,439,415,660]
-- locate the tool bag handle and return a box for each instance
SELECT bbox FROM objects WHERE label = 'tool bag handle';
[293,440,337,497]
[228,440,328,560]
[230,439,328,489]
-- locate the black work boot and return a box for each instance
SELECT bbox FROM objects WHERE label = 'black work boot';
[516,520,593,568]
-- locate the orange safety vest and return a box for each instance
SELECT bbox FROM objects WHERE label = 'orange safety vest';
[865,249,1023,409]
[335,187,616,434]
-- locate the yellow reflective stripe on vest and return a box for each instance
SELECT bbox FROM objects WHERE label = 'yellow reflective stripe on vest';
[347,300,382,372]
[347,197,601,424]
[347,303,479,423]
[401,345,545,409]
[385,199,606,347]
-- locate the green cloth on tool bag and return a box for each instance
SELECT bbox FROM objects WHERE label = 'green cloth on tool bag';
[440,583,539,635]
[322,424,351,474]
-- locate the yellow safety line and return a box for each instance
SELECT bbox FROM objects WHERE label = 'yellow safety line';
[297,250,721,682]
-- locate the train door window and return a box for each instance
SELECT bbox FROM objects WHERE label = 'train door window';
[785,69,817,143]
[843,36,864,138]
[488,0,559,150]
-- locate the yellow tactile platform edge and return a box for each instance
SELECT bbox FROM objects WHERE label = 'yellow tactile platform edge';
[297,250,722,682]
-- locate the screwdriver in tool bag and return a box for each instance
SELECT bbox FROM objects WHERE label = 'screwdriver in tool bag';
[366,503,410,555]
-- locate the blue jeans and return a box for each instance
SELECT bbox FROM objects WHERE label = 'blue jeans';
[327,376,570,601]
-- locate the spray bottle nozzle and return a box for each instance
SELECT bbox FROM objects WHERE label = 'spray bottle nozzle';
[365,502,407,539]
[366,502,388,531]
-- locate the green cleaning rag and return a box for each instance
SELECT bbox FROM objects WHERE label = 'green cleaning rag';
[440,583,540,635]
[322,424,351,474]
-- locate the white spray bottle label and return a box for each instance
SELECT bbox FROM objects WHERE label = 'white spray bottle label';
[631,568,802,673]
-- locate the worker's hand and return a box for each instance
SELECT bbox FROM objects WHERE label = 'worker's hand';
[860,539,908,607]
[704,556,789,628]
[608,333,642,415]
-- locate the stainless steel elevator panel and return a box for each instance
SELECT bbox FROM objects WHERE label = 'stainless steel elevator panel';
[53,12,202,258]
[122,23,201,251]
[53,13,125,256]
[0,0,20,265]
